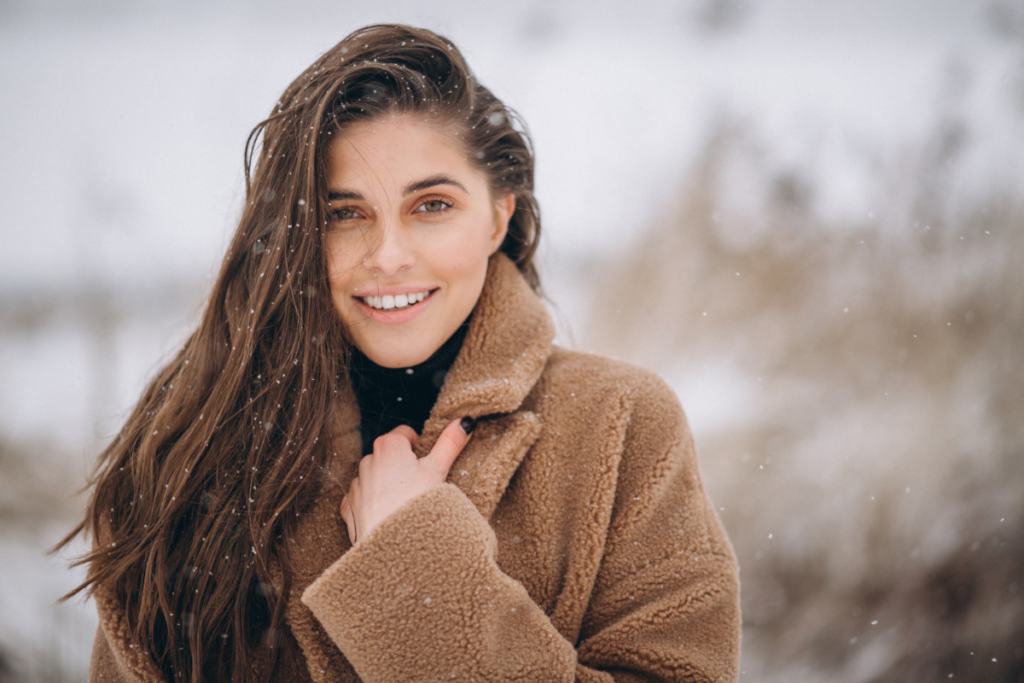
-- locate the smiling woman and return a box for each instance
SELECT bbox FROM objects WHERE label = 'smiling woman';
[59,23,740,683]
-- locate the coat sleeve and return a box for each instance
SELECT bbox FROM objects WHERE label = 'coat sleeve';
[301,375,740,683]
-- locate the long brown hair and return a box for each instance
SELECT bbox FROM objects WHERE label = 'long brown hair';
[60,24,541,682]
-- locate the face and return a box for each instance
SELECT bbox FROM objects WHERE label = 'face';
[324,115,514,368]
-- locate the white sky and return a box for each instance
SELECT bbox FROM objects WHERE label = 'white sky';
[1,0,1018,291]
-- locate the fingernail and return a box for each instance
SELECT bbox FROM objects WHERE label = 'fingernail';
[460,416,477,434]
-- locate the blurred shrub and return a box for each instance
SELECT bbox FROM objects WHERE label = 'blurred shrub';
[585,117,1024,681]
[0,438,82,531]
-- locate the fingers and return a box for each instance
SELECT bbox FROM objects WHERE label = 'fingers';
[425,417,475,475]
[339,494,356,544]
[389,424,419,447]
[372,425,419,458]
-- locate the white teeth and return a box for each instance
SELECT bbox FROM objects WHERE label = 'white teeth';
[361,290,431,311]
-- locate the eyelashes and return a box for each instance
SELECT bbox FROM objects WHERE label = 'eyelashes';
[330,206,364,221]
[329,195,454,224]
[413,197,454,214]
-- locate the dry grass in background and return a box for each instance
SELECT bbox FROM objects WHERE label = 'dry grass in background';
[585,110,1024,681]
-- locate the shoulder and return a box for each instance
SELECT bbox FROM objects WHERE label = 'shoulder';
[532,346,687,426]
[90,583,164,683]
[526,346,692,468]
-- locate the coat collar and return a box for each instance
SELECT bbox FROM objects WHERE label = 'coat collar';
[425,251,554,421]
[414,252,553,517]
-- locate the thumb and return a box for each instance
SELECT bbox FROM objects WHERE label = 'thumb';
[425,417,476,476]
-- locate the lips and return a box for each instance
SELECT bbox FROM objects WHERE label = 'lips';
[351,288,437,325]
[360,289,432,311]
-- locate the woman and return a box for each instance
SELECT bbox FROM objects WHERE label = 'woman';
[63,24,740,683]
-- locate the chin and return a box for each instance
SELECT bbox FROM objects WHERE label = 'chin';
[358,338,438,369]
[374,352,430,369]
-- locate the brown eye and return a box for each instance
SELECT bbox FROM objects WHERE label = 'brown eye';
[415,198,453,214]
[331,207,362,221]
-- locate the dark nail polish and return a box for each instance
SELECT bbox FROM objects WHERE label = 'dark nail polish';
[460,416,477,434]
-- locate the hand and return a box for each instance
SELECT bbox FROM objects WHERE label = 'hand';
[339,417,475,545]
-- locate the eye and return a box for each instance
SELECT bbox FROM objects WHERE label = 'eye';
[414,197,453,215]
[330,206,364,222]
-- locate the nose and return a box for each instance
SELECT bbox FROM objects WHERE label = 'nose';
[363,221,415,277]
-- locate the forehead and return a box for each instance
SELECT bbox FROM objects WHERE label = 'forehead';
[326,115,473,186]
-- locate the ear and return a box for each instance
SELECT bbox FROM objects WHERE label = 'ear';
[489,193,515,255]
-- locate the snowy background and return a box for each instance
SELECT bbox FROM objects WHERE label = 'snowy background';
[2,0,1023,680]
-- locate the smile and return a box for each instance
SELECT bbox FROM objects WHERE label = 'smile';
[360,290,433,311]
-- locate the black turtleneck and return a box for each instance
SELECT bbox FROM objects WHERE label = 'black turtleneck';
[349,321,469,456]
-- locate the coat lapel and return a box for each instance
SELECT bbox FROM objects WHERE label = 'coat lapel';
[412,253,554,518]
[445,410,542,520]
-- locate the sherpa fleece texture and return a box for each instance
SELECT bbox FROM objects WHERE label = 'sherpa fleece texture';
[88,253,741,682]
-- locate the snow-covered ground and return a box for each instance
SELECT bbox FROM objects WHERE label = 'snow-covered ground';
[2,0,1022,679]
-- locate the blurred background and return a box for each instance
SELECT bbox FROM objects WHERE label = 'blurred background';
[1,0,1022,680]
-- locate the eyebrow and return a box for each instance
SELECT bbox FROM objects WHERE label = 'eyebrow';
[405,174,468,195]
[327,174,468,202]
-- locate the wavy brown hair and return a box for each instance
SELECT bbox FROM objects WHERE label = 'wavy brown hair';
[59,24,541,682]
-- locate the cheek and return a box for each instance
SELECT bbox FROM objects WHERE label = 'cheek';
[431,215,498,278]
[428,235,491,287]
[324,237,361,290]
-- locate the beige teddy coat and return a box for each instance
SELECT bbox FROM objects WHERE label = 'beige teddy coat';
[88,253,741,682]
